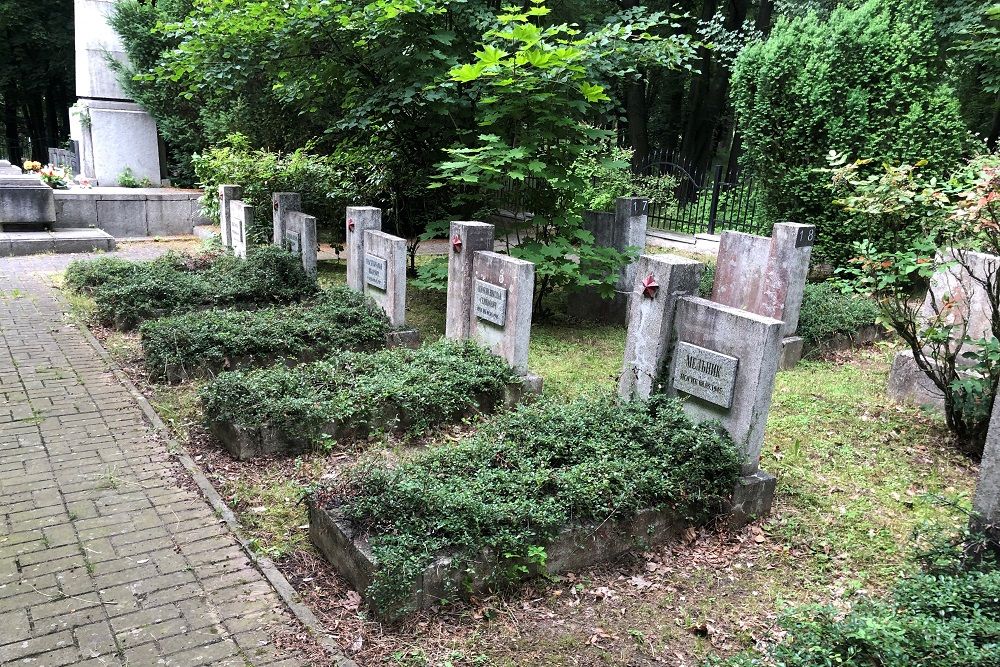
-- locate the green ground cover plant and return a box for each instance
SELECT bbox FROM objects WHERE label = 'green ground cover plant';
[199,339,517,446]
[139,287,390,381]
[713,533,1000,667]
[68,246,317,330]
[333,393,742,612]
[796,283,881,348]
[63,248,223,294]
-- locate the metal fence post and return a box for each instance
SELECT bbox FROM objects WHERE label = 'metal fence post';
[707,164,723,235]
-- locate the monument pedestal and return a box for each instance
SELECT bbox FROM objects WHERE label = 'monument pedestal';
[70,101,161,187]
[727,469,777,528]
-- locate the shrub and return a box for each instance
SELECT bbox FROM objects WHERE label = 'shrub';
[85,246,317,330]
[333,394,742,611]
[796,283,881,347]
[199,339,517,444]
[140,287,391,380]
[64,248,226,295]
[713,534,1000,667]
[731,0,974,268]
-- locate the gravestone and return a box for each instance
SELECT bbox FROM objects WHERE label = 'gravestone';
[218,184,242,248]
[888,249,1000,411]
[446,221,496,340]
[973,395,1000,546]
[346,207,382,291]
[712,222,814,369]
[618,254,704,399]
[229,200,252,259]
[363,230,407,327]
[0,160,22,175]
[48,148,80,175]
[568,197,649,324]
[272,192,318,279]
[0,174,57,231]
[666,296,784,476]
[471,251,535,376]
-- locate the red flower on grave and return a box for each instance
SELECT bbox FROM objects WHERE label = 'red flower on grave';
[452,234,463,252]
[642,274,659,298]
[348,218,355,232]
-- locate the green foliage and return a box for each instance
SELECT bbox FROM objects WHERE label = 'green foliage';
[116,167,153,188]
[72,246,317,330]
[797,283,881,346]
[712,535,1000,667]
[139,287,390,380]
[192,134,401,243]
[571,143,679,213]
[199,339,516,444]
[732,0,975,267]
[63,249,222,294]
[336,393,741,612]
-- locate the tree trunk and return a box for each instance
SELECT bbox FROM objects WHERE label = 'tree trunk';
[625,79,649,168]
[988,91,1000,152]
[3,83,20,164]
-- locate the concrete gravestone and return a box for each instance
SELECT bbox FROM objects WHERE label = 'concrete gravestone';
[567,197,649,324]
[229,200,252,260]
[0,160,22,175]
[272,192,318,279]
[363,230,407,327]
[346,207,382,291]
[711,222,814,368]
[218,185,242,249]
[973,396,1000,547]
[471,251,535,377]
[889,249,1000,411]
[446,221,496,340]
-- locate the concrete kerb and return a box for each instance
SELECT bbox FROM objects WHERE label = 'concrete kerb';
[71,306,355,667]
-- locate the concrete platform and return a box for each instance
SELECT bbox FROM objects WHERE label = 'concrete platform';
[53,187,209,237]
[0,228,116,257]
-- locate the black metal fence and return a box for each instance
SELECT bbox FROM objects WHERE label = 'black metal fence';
[637,149,763,236]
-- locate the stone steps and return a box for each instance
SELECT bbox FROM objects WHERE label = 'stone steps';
[0,228,116,257]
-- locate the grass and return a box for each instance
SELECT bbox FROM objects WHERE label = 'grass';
[59,250,980,665]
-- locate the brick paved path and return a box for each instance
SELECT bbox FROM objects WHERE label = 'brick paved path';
[0,248,315,666]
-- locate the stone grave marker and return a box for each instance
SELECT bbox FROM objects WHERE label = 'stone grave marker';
[712,222,814,368]
[0,160,22,175]
[618,254,704,399]
[347,206,382,291]
[0,173,57,231]
[471,251,535,376]
[218,184,242,248]
[446,221,496,340]
[229,200,252,259]
[363,229,406,327]
[48,148,80,175]
[973,394,1000,545]
[272,192,318,279]
[568,197,649,324]
[888,248,1000,411]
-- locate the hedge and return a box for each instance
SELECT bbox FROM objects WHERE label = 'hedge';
[199,339,518,445]
[139,287,390,381]
[796,282,881,347]
[332,393,742,610]
[72,246,318,330]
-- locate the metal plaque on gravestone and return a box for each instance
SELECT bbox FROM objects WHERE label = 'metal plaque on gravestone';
[795,226,816,248]
[286,229,301,255]
[671,342,739,409]
[474,279,508,326]
[365,253,388,290]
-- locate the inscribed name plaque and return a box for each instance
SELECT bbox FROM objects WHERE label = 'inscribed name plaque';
[286,230,301,255]
[672,342,738,409]
[474,279,507,326]
[365,254,388,290]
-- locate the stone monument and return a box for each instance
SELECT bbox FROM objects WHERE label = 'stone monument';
[0,173,57,231]
[229,200,252,259]
[362,230,407,327]
[711,222,814,369]
[218,185,242,249]
[272,192,318,279]
[470,251,537,378]
[346,207,382,291]
[567,197,649,324]
[446,221,496,340]
[70,0,162,187]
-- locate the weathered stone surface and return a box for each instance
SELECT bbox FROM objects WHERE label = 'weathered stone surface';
[0,175,56,228]
[0,160,21,175]
[218,185,242,248]
[363,230,407,327]
[72,100,161,188]
[346,207,381,291]
[95,198,146,238]
[618,254,703,399]
[887,348,945,411]
[671,342,738,408]
[567,198,649,324]
[271,193,318,279]
[471,251,535,375]
[712,222,814,337]
[229,201,252,259]
[667,296,784,474]
[779,336,804,371]
[973,395,1000,539]
[446,221,495,340]
[51,188,207,236]
[272,192,301,245]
